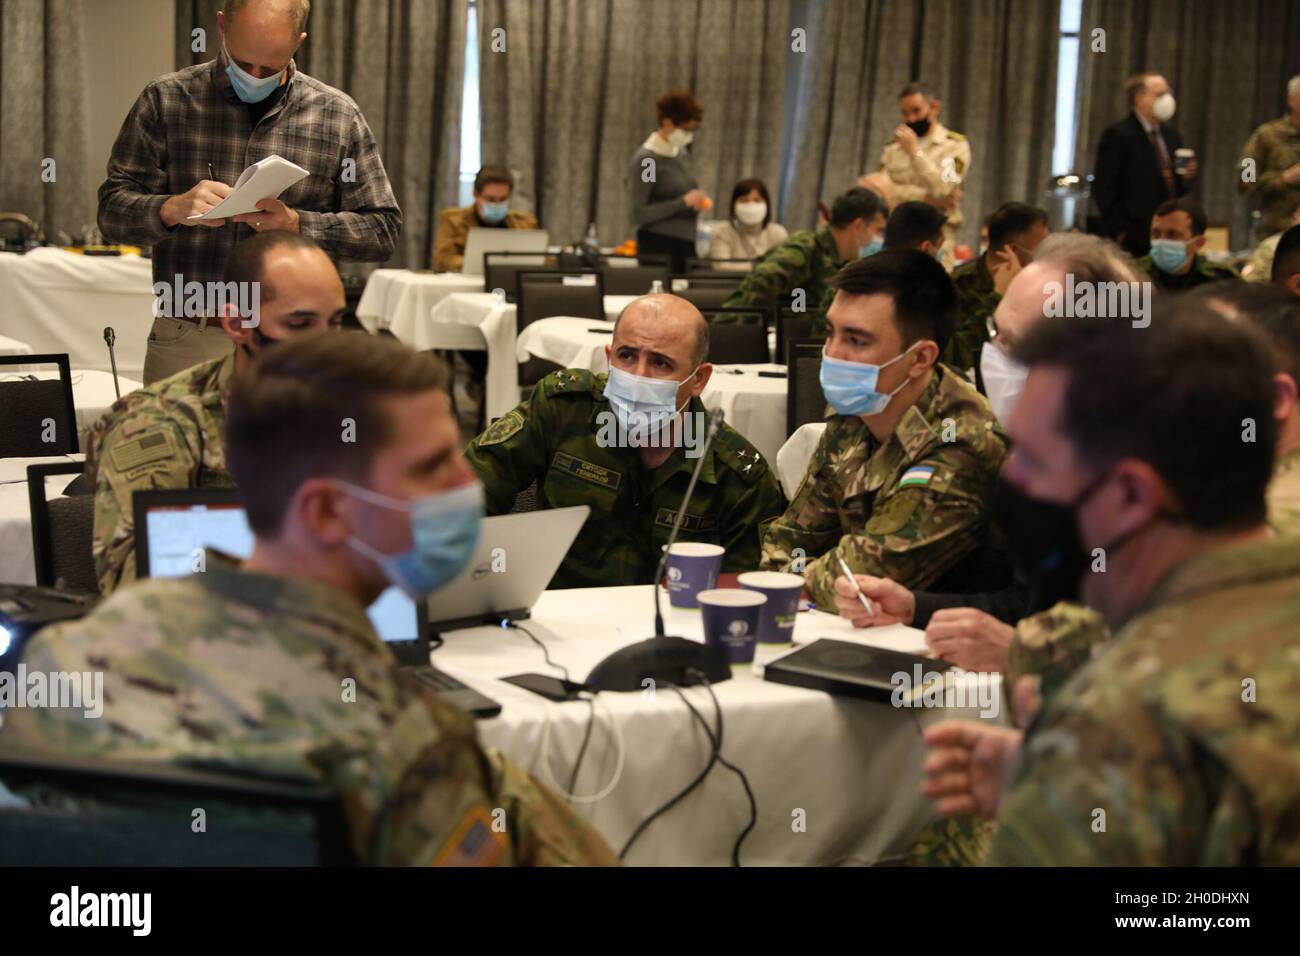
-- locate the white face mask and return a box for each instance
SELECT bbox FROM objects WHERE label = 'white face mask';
[979,341,1028,423]
[666,128,693,149]
[1152,92,1176,122]
[734,201,767,226]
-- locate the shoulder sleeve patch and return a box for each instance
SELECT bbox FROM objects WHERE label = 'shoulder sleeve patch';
[431,806,507,867]
[478,409,525,446]
[108,429,176,473]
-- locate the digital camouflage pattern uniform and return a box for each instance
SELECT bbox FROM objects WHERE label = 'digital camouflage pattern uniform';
[1268,446,1300,537]
[0,558,616,866]
[761,365,1009,609]
[946,253,1000,375]
[464,369,785,589]
[719,225,844,330]
[1132,253,1241,293]
[987,535,1300,865]
[1239,115,1300,235]
[85,354,236,595]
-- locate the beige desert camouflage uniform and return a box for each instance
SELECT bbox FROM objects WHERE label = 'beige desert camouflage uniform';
[760,366,1008,608]
[1268,446,1300,537]
[84,353,235,594]
[877,122,970,250]
[987,536,1300,865]
[0,558,616,866]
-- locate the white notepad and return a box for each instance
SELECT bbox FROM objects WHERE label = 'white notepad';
[188,155,310,220]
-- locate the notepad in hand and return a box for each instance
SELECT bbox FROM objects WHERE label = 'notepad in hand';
[188,155,310,221]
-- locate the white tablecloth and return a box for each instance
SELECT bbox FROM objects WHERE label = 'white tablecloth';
[0,249,154,381]
[0,454,85,585]
[354,270,483,338]
[516,317,788,466]
[0,334,33,356]
[435,584,1002,866]
[777,422,828,499]
[0,368,143,438]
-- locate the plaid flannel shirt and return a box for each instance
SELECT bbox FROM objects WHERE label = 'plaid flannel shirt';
[98,55,401,314]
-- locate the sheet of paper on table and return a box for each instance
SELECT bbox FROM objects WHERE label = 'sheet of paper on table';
[188,155,309,220]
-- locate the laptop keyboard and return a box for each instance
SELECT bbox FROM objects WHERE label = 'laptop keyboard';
[407,665,468,692]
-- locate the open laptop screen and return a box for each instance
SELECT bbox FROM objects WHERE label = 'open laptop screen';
[133,489,424,645]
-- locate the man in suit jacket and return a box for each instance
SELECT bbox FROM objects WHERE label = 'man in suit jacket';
[1092,73,1199,258]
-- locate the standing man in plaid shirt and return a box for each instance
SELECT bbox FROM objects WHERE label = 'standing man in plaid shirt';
[98,0,401,384]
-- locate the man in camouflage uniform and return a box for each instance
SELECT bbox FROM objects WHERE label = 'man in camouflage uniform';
[1239,75,1300,237]
[719,186,886,333]
[760,250,1009,610]
[85,232,345,594]
[861,82,970,265]
[466,294,784,589]
[1133,198,1241,293]
[2,331,615,866]
[946,202,1049,374]
[924,303,1300,864]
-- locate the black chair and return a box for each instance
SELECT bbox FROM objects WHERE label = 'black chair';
[483,252,558,303]
[516,271,605,387]
[0,353,78,459]
[786,338,827,437]
[705,322,769,365]
[28,460,98,594]
[668,274,745,311]
[775,307,816,363]
[0,746,355,866]
[599,254,671,296]
[685,256,754,274]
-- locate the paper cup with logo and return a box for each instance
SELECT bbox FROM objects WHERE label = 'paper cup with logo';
[663,542,725,608]
[697,589,766,664]
[737,571,805,643]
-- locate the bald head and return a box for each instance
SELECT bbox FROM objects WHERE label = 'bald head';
[612,294,710,368]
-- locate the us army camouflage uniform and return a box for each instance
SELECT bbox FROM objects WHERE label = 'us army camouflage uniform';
[1239,115,1300,235]
[946,254,1000,375]
[464,369,785,589]
[1132,253,1241,293]
[719,225,844,326]
[1003,601,1112,713]
[1268,446,1300,536]
[85,354,236,595]
[0,558,616,866]
[987,536,1300,865]
[877,122,970,250]
[761,365,1009,609]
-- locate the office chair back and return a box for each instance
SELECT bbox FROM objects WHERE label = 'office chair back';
[483,252,557,303]
[28,461,98,593]
[776,308,816,363]
[668,275,745,311]
[684,257,754,274]
[516,272,603,386]
[704,321,770,365]
[787,338,828,437]
[0,354,78,459]
[600,255,671,296]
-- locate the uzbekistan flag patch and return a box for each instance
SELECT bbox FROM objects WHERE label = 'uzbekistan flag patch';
[898,465,936,489]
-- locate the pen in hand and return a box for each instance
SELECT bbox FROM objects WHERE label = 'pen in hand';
[835,553,875,617]
[208,162,215,181]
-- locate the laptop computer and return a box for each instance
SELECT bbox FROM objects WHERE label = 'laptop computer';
[425,506,590,631]
[132,488,501,718]
[461,227,548,276]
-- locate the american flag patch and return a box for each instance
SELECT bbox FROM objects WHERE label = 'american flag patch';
[432,807,505,867]
[898,465,936,489]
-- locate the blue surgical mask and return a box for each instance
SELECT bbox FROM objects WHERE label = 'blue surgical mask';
[603,365,698,434]
[224,40,286,104]
[478,200,510,224]
[819,343,919,416]
[859,235,884,259]
[342,481,484,600]
[1149,238,1190,274]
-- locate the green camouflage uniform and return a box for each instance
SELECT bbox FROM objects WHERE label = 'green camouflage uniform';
[720,225,844,330]
[464,369,785,589]
[987,535,1300,865]
[1239,115,1300,234]
[1003,601,1112,713]
[1132,253,1241,293]
[1268,445,1300,537]
[946,254,1000,375]
[84,354,236,595]
[760,366,1009,609]
[0,558,616,866]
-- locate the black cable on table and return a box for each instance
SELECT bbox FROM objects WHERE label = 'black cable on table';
[567,696,597,800]
[507,621,572,683]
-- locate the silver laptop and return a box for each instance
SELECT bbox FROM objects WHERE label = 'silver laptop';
[426,506,589,630]
[461,227,549,276]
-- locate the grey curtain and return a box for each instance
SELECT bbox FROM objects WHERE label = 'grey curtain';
[478,0,792,247]
[1073,0,1300,245]
[0,0,92,239]
[175,0,467,268]
[782,0,1059,246]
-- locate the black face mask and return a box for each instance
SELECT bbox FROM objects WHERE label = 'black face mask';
[906,117,932,138]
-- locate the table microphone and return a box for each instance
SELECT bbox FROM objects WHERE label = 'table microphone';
[103,327,120,400]
[586,405,732,692]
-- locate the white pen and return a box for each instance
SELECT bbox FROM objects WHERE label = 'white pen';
[835,553,875,617]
